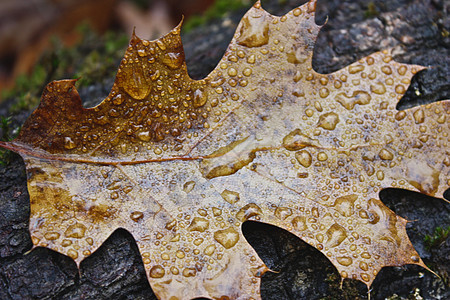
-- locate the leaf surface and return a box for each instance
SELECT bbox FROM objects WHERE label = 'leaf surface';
[1,0,449,299]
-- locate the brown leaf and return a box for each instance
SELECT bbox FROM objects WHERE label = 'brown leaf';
[1,0,449,299]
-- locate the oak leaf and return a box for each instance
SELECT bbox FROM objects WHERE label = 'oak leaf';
[1,0,449,299]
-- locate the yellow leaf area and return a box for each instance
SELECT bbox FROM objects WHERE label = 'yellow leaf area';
[0,0,449,299]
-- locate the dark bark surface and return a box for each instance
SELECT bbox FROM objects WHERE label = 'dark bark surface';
[0,0,449,299]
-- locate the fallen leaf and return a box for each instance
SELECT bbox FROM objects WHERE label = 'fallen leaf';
[0,0,449,299]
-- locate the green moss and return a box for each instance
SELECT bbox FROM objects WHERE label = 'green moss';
[364,1,379,18]
[424,226,450,250]
[183,0,249,32]
[0,116,14,165]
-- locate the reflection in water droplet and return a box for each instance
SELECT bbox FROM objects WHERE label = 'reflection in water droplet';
[370,82,386,95]
[326,223,348,247]
[183,181,196,193]
[283,129,319,151]
[204,244,216,256]
[413,109,425,124]
[335,91,371,110]
[64,222,87,239]
[337,256,353,266]
[291,216,307,231]
[182,267,197,277]
[236,203,262,222]
[64,137,76,149]
[359,261,369,271]
[274,207,293,220]
[149,265,165,278]
[193,89,207,108]
[130,211,144,222]
[162,52,184,69]
[61,239,72,247]
[330,194,357,217]
[221,189,240,204]
[379,148,394,160]
[295,150,312,167]
[237,14,270,48]
[44,232,60,240]
[188,217,210,232]
[67,249,78,259]
[214,227,239,249]
[318,112,339,130]
[360,273,370,282]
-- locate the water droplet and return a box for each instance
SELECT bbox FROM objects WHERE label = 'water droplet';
[349,64,365,74]
[291,216,307,231]
[360,273,370,282]
[165,220,177,230]
[67,249,78,259]
[243,68,252,76]
[212,207,222,216]
[330,194,357,217]
[112,94,123,105]
[156,40,166,50]
[237,15,270,48]
[183,181,196,193]
[221,189,240,204]
[64,222,87,239]
[317,152,328,161]
[370,83,386,95]
[395,85,406,94]
[188,217,210,232]
[176,250,185,259]
[413,109,425,124]
[337,256,353,266]
[398,65,407,75]
[316,233,324,243]
[293,71,303,82]
[61,239,72,247]
[381,66,392,75]
[130,211,144,222]
[318,112,339,130]
[236,203,262,222]
[295,150,312,167]
[171,267,179,275]
[247,54,256,64]
[193,238,204,246]
[326,223,347,247]
[293,8,302,16]
[360,261,369,271]
[64,137,76,150]
[376,170,385,181]
[319,88,329,98]
[182,267,197,277]
[314,101,323,112]
[162,52,184,69]
[335,91,371,110]
[283,129,318,150]
[149,265,165,278]
[228,68,238,77]
[214,227,239,249]
[44,232,60,240]
[378,149,394,160]
[193,89,207,108]
[395,111,406,121]
[204,244,216,256]
[137,131,151,142]
[274,207,292,220]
